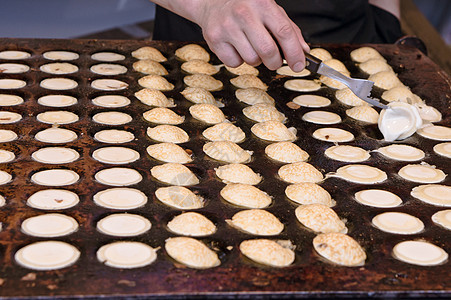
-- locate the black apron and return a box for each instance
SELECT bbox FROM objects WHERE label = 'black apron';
[153,0,402,44]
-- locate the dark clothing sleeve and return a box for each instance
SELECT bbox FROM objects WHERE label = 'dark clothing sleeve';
[153,0,402,44]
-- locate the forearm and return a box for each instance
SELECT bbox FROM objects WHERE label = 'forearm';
[369,0,400,19]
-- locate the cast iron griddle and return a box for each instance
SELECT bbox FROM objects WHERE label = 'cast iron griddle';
[0,38,449,298]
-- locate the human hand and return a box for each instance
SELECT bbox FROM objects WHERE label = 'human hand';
[192,0,310,71]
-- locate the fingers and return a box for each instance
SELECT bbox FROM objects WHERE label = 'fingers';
[264,6,309,72]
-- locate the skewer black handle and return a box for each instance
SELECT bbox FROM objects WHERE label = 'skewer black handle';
[304,52,322,74]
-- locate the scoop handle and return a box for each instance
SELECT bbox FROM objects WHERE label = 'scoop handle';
[304,52,322,74]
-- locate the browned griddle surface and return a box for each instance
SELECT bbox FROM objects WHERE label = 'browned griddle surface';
[0,38,449,298]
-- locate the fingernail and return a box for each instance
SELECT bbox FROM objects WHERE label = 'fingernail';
[293,62,304,72]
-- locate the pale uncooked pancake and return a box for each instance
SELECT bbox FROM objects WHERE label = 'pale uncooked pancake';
[0,94,24,106]
[147,143,192,163]
[292,95,331,108]
[91,79,128,91]
[35,128,77,144]
[184,74,223,91]
[302,111,341,125]
[131,46,166,62]
[167,212,216,236]
[346,106,379,124]
[398,164,446,183]
[434,142,451,158]
[323,59,349,74]
[0,149,15,163]
[265,142,309,163]
[378,101,423,142]
[181,59,219,75]
[392,240,448,266]
[91,95,130,108]
[40,63,78,74]
[350,46,385,63]
[95,167,142,186]
[151,163,199,186]
[133,59,168,75]
[27,189,80,210]
[32,147,79,164]
[97,241,157,269]
[358,58,392,75]
[0,129,17,142]
[432,210,451,230]
[354,189,402,208]
[36,111,78,125]
[94,129,134,144]
[414,102,442,123]
[251,121,296,142]
[230,75,268,90]
[0,63,30,73]
[166,237,220,269]
[295,204,346,234]
[147,125,189,143]
[0,79,26,89]
[0,50,31,60]
[181,87,217,105]
[91,52,125,62]
[93,188,147,210]
[15,241,80,270]
[189,103,226,124]
[155,186,203,209]
[372,212,424,234]
[38,95,77,107]
[92,147,140,164]
[240,239,295,267]
[21,213,78,237]
[410,184,451,207]
[202,122,246,143]
[417,125,451,141]
[43,51,79,61]
[335,88,369,106]
[243,104,286,123]
[278,162,323,184]
[225,63,259,76]
[375,144,425,161]
[368,71,404,90]
[0,170,12,185]
[175,44,210,62]
[285,183,334,206]
[276,65,310,77]
[203,141,251,164]
[40,78,77,90]
[220,184,271,208]
[31,169,79,186]
[313,233,366,266]
[235,88,275,106]
[312,127,355,142]
[143,107,184,125]
[97,214,151,237]
[284,79,321,92]
[227,209,283,236]
[91,63,127,76]
[309,48,333,61]
[93,111,132,125]
[332,165,387,184]
[135,88,175,107]
[0,195,4,207]
[325,145,370,162]
[215,163,262,185]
